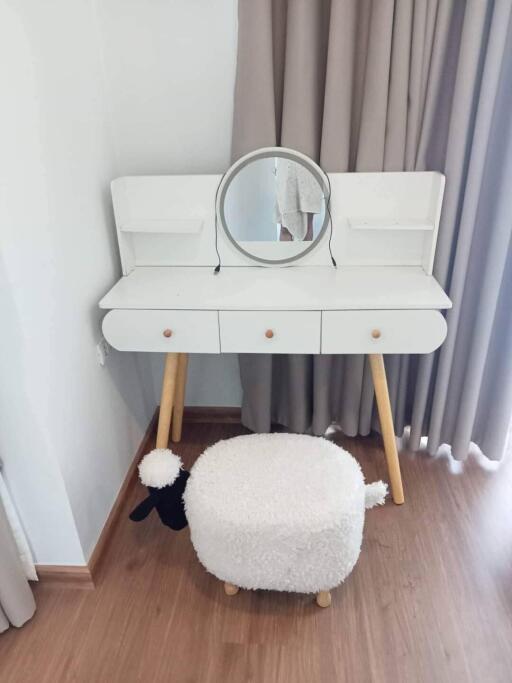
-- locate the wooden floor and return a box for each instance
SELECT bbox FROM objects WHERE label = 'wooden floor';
[1,422,512,683]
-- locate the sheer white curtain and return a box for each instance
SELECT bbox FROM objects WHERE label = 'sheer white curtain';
[0,493,35,632]
[0,463,35,632]
[0,466,36,582]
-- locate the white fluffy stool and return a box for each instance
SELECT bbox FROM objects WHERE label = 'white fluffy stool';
[184,433,386,607]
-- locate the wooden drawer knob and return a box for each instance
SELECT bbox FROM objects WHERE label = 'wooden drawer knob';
[163,329,173,338]
[265,329,274,339]
[371,329,381,339]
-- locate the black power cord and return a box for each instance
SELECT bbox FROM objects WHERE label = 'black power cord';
[213,169,228,274]
[325,172,337,268]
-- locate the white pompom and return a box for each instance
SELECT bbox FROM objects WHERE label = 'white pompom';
[364,481,388,509]
[138,449,183,489]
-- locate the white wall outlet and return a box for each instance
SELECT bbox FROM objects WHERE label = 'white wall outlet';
[96,337,111,366]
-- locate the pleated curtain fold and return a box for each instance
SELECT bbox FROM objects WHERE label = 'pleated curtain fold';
[0,496,35,633]
[232,0,512,461]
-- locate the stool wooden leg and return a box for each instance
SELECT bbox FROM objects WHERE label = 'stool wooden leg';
[171,353,188,443]
[224,582,239,596]
[156,353,179,449]
[316,591,331,608]
[368,354,405,505]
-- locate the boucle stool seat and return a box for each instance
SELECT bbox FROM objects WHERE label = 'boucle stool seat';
[183,433,386,606]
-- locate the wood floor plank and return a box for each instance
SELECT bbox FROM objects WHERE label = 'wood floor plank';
[1,423,511,682]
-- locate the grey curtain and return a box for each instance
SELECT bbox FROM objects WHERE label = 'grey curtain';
[0,497,35,633]
[232,0,512,461]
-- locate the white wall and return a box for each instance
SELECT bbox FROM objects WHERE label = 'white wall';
[0,0,155,563]
[225,158,278,241]
[0,0,240,566]
[94,0,242,408]
[94,0,238,175]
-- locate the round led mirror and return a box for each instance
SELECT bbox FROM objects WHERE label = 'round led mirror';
[217,147,329,265]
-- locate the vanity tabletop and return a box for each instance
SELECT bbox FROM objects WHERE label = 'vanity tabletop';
[100,266,451,312]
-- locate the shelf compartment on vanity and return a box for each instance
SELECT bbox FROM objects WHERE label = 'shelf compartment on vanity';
[119,218,204,234]
[347,218,434,231]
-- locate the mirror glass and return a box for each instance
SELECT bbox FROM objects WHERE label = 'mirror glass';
[219,149,328,264]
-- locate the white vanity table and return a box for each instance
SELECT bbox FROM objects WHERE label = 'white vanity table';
[100,148,451,505]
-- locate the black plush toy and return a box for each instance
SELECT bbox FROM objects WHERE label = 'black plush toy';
[129,449,190,531]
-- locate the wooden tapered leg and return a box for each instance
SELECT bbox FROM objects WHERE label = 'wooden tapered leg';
[171,353,189,443]
[316,591,331,608]
[156,353,179,449]
[368,354,405,505]
[224,582,239,596]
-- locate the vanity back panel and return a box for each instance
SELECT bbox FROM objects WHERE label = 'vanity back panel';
[111,172,444,274]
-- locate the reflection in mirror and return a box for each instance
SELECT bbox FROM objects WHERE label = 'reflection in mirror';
[223,157,326,244]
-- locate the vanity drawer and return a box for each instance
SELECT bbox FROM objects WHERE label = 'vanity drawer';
[102,310,220,353]
[321,310,447,354]
[219,311,321,353]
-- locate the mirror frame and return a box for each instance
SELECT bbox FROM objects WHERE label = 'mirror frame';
[217,146,330,265]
